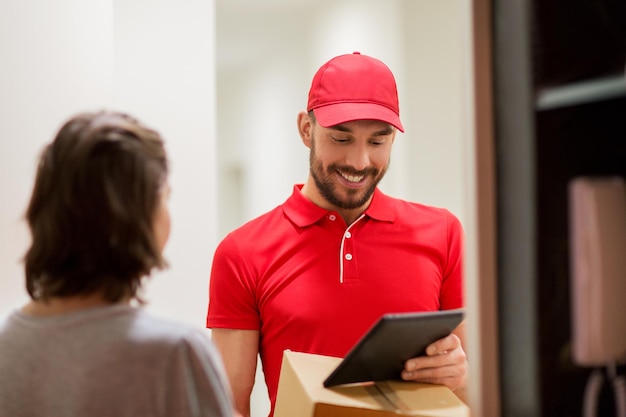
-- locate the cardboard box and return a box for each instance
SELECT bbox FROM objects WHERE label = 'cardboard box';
[274,350,469,417]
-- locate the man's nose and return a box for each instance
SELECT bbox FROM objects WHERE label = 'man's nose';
[345,144,370,171]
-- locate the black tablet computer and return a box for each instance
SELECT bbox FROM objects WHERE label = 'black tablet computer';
[323,309,464,387]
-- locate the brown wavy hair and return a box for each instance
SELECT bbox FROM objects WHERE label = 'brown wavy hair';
[24,111,169,303]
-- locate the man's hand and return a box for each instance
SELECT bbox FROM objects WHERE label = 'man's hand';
[400,332,468,392]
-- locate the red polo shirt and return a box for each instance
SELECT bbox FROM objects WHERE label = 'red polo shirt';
[207,185,464,414]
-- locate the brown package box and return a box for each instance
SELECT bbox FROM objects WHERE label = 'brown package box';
[274,350,469,417]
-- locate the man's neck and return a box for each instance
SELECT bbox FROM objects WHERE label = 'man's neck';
[300,179,369,225]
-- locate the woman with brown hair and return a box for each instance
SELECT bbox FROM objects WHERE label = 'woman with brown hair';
[0,111,236,417]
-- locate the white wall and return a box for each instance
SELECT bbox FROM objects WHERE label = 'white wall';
[0,0,216,328]
[0,0,116,314]
[112,0,217,327]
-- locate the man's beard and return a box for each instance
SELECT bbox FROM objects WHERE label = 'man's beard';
[309,140,388,210]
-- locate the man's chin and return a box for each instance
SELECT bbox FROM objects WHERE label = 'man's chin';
[335,191,372,210]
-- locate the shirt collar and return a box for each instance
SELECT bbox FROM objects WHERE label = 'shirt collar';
[282,185,396,227]
[365,188,397,223]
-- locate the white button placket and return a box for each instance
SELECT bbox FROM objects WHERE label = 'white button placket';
[339,215,364,283]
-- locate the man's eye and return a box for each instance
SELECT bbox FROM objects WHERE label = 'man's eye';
[332,136,350,143]
[369,138,388,145]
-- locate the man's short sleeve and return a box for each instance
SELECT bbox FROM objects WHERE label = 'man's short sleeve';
[207,234,261,330]
[440,211,464,310]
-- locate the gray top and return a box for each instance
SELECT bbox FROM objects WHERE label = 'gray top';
[0,304,234,417]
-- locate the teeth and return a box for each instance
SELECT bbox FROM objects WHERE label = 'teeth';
[340,172,364,183]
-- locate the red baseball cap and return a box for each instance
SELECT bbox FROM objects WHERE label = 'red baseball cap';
[306,52,404,132]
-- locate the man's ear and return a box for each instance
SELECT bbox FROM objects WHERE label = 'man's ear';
[297,111,313,148]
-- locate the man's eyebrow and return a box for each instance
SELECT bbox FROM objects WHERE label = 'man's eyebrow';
[372,126,394,136]
[330,124,394,136]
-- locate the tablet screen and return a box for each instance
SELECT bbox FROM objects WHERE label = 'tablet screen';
[323,309,464,387]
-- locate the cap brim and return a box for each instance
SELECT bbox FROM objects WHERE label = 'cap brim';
[313,103,404,132]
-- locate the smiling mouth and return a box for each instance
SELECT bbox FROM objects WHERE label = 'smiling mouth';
[338,171,365,183]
